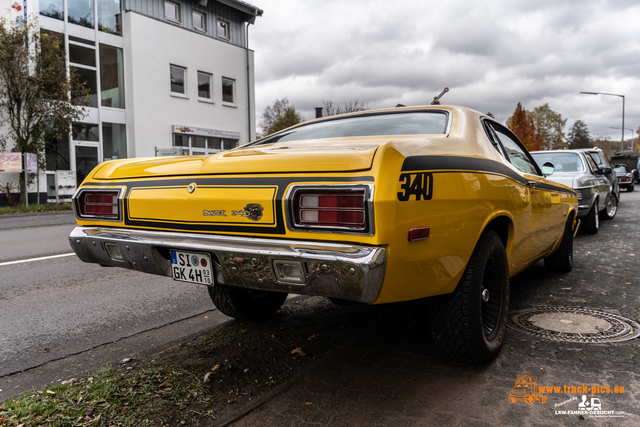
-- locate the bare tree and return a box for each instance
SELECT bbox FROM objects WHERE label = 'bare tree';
[321,99,369,117]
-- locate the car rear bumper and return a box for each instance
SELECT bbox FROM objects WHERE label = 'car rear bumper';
[69,227,387,303]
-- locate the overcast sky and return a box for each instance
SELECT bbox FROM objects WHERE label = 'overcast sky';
[250,0,640,143]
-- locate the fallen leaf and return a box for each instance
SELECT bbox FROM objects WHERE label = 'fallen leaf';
[560,287,572,290]
[46,390,55,395]
[306,402,313,406]
[291,347,307,357]
[625,282,632,285]
[212,364,220,372]
[204,372,212,383]
[244,368,249,373]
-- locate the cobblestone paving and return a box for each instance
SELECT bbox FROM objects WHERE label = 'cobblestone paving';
[228,192,640,427]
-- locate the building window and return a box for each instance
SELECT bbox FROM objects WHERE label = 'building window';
[193,11,206,32]
[100,44,125,108]
[103,123,127,160]
[217,19,229,39]
[172,135,237,155]
[170,65,186,95]
[40,0,64,20]
[68,0,95,29]
[198,72,212,100]
[222,77,235,104]
[72,123,100,141]
[69,44,96,67]
[98,0,122,36]
[69,35,95,46]
[71,67,98,108]
[45,126,70,170]
[165,1,180,23]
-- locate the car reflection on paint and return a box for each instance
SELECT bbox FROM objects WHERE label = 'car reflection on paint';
[531,149,617,234]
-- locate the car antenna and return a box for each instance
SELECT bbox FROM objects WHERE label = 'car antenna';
[431,87,449,105]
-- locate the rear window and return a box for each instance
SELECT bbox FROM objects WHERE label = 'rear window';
[614,166,629,173]
[251,111,449,146]
[531,152,585,173]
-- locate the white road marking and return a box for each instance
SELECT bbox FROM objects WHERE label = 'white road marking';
[0,253,76,266]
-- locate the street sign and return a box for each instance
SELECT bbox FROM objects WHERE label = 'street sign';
[26,153,38,173]
[0,153,22,173]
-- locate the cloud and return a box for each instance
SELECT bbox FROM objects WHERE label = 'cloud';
[251,0,640,139]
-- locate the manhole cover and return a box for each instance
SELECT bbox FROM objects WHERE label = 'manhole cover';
[508,307,640,343]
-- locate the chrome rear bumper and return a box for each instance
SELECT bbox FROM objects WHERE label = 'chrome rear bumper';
[69,227,386,303]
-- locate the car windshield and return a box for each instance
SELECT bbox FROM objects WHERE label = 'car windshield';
[531,152,584,173]
[250,111,449,146]
[614,166,629,173]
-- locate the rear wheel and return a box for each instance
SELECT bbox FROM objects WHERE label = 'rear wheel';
[427,230,509,364]
[628,184,634,192]
[208,285,288,321]
[599,194,617,220]
[582,201,599,234]
[544,217,574,273]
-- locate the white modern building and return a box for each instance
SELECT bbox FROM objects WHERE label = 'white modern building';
[0,0,262,204]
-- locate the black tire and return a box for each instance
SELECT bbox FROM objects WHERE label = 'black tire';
[599,194,617,221]
[208,285,288,321]
[582,201,599,234]
[544,217,573,273]
[628,184,634,192]
[427,230,509,364]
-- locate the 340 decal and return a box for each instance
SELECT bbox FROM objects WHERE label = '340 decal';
[397,172,433,201]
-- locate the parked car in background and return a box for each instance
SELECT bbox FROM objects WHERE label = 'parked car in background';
[531,149,617,235]
[613,164,635,192]
[69,105,578,364]
[610,151,639,184]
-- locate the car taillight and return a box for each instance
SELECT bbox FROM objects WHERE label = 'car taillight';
[78,190,120,219]
[292,189,366,230]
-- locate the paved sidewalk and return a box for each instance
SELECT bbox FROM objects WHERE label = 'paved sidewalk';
[0,210,75,230]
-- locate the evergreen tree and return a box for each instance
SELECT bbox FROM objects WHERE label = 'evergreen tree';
[567,120,591,149]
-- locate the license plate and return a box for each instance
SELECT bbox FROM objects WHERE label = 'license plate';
[170,250,213,285]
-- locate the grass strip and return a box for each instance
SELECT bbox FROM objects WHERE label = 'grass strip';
[0,204,73,215]
[0,362,211,426]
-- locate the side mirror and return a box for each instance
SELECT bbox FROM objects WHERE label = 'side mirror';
[597,167,612,175]
[541,162,555,177]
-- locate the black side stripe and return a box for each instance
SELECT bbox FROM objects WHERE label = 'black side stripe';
[401,156,575,195]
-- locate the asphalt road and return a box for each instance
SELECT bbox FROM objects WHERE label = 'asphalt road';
[0,211,215,377]
[2,194,640,425]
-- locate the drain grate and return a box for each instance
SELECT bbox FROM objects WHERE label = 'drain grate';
[508,307,640,343]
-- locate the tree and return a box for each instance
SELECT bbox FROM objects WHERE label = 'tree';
[322,99,368,117]
[0,17,89,203]
[566,120,591,149]
[529,103,567,150]
[507,102,545,151]
[259,98,303,137]
[591,135,615,159]
[268,106,303,134]
[486,111,495,119]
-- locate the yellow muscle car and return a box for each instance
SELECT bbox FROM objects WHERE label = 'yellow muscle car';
[69,105,577,364]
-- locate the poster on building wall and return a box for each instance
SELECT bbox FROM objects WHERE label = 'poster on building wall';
[26,153,38,173]
[0,153,22,173]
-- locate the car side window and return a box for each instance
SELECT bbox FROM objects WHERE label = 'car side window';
[587,152,603,167]
[490,125,539,175]
[585,155,599,173]
[481,120,506,158]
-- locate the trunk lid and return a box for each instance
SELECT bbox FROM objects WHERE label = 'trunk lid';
[93,140,382,180]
